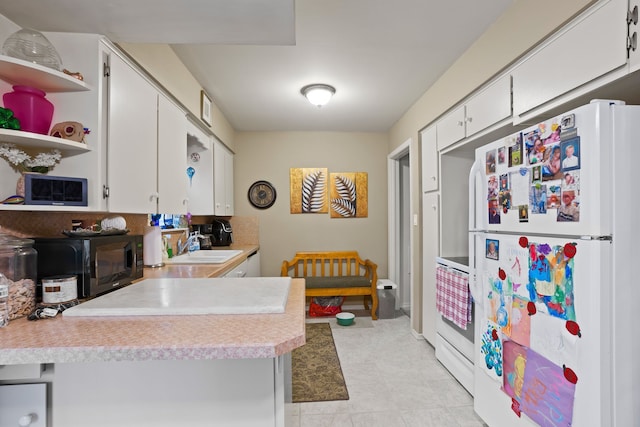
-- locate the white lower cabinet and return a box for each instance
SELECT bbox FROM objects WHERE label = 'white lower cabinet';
[0,363,42,381]
[224,259,249,278]
[52,358,285,427]
[246,251,261,277]
[0,383,47,427]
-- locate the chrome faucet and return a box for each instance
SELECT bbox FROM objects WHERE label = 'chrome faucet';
[177,231,205,255]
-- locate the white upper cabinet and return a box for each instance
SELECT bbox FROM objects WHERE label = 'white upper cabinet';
[157,94,188,214]
[186,120,214,215]
[464,74,511,137]
[106,50,159,214]
[437,74,511,151]
[512,0,628,121]
[420,124,438,192]
[627,0,640,73]
[104,47,190,214]
[436,105,466,151]
[214,138,234,216]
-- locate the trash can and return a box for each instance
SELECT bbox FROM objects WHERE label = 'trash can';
[376,279,397,319]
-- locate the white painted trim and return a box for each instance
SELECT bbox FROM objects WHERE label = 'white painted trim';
[387,138,412,315]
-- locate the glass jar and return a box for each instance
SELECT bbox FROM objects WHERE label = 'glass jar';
[0,233,37,320]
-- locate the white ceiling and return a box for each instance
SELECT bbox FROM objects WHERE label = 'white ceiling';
[0,0,514,132]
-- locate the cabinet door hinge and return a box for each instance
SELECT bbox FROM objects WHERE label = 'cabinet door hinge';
[628,5,638,25]
[102,185,109,199]
[103,63,110,77]
[628,33,637,54]
[627,5,638,57]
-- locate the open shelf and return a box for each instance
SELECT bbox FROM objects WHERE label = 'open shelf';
[0,55,91,93]
[0,203,92,212]
[0,128,91,154]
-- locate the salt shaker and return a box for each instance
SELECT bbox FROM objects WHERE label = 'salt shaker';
[0,273,9,327]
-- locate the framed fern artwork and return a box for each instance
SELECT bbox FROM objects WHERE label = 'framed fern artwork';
[329,172,368,218]
[289,168,329,213]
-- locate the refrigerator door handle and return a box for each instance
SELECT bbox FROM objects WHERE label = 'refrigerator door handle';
[468,159,483,232]
[468,233,482,308]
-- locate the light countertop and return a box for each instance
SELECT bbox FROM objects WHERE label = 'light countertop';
[63,277,291,316]
[142,244,259,279]
[0,279,305,365]
[0,244,306,365]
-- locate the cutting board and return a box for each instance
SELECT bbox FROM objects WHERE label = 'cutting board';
[63,277,291,316]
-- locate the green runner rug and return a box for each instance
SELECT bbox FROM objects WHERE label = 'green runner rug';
[291,322,349,403]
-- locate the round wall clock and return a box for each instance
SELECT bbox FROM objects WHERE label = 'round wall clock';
[248,180,277,209]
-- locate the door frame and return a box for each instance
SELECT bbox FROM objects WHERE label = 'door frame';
[387,138,412,315]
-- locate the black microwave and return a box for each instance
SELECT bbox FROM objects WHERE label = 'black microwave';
[33,234,143,299]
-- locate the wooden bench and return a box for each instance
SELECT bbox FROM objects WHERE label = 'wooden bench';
[281,251,379,320]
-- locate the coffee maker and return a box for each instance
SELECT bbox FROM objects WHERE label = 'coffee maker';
[211,219,233,246]
[190,223,213,250]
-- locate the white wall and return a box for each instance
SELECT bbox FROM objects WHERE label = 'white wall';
[233,131,389,278]
[117,43,236,150]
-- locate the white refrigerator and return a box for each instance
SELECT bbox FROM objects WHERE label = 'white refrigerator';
[468,100,639,427]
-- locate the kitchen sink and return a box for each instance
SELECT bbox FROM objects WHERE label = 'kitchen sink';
[164,249,244,264]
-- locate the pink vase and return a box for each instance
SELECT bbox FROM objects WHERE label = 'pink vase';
[2,85,54,135]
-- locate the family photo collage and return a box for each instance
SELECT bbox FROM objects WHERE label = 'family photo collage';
[486,115,581,226]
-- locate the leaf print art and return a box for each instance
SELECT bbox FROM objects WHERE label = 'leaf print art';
[331,175,356,217]
[330,172,368,218]
[289,168,329,214]
[302,169,327,213]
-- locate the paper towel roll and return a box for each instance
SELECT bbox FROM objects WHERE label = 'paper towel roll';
[143,226,164,267]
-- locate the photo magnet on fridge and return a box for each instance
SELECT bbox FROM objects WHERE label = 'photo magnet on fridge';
[486,239,499,260]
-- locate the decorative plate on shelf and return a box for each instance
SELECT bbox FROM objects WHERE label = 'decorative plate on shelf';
[62,228,130,237]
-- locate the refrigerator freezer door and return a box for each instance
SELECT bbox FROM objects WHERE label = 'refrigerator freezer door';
[471,232,611,427]
[472,100,623,238]
[610,104,640,426]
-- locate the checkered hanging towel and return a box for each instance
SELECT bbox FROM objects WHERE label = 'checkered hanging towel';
[435,266,472,330]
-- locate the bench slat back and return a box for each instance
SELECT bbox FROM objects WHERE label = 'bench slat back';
[282,251,370,278]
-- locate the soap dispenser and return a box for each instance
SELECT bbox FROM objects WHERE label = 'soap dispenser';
[188,231,201,252]
[163,235,173,259]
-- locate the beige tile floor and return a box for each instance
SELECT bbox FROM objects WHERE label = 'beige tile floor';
[286,313,488,427]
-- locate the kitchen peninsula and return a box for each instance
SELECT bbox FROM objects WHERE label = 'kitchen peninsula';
[0,276,305,427]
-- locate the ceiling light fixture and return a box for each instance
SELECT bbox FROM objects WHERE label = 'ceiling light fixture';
[300,84,336,107]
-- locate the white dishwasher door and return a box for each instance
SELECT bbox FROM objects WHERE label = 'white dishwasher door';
[0,383,47,427]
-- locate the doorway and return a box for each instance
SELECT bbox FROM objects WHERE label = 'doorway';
[388,139,412,316]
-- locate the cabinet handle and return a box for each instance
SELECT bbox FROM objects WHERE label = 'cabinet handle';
[18,413,37,426]
[457,121,464,127]
[431,176,436,181]
[466,116,473,123]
